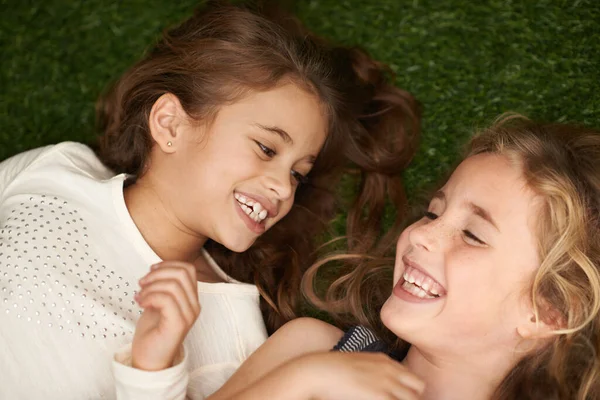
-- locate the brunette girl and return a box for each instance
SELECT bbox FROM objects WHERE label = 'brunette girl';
[0,2,419,399]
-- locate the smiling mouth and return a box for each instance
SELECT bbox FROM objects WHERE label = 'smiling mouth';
[400,265,446,299]
[234,193,268,223]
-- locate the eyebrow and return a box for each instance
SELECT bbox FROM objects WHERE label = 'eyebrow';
[255,124,293,145]
[432,190,500,232]
[469,203,500,232]
[254,123,317,164]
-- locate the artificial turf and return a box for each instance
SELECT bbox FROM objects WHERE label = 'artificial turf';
[2,0,599,230]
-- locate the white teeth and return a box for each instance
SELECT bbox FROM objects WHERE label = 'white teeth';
[415,275,424,287]
[402,265,445,298]
[401,267,442,299]
[421,281,431,292]
[402,280,436,299]
[235,193,269,223]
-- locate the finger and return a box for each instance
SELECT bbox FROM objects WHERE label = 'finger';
[137,291,189,335]
[373,354,424,395]
[137,280,198,326]
[139,266,199,312]
[139,270,200,317]
[137,279,198,325]
[390,390,420,400]
[145,261,198,287]
[392,368,425,396]
[353,375,420,400]
[152,261,198,282]
[388,381,423,400]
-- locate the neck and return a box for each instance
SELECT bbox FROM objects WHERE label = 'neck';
[123,176,207,263]
[402,345,515,400]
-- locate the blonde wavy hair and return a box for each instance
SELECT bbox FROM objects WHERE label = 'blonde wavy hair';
[303,114,600,399]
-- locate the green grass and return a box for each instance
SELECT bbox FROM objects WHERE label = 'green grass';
[2,0,599,216]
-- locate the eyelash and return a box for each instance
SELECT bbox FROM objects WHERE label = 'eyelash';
[256,142,276,158]
[423,211,486,245]
[255,141,309,185]
[423,211,438,220]
[291,171,309,185]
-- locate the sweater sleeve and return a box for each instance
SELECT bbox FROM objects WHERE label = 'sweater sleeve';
[113,344,190,400]
[0,145,53,200]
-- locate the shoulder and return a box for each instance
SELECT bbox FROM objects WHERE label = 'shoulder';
[208,318,344,400]
[282,317,344,337]
[274,317,344,350]
[7,142,113,184]
[3,142,109,175]
[0,142,115,204]
[48,142,113,179]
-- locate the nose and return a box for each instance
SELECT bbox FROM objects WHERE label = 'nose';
[264,166,293,201]
[408,217,448,252]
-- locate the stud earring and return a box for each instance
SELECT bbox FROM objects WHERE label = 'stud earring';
[167,141,173,147]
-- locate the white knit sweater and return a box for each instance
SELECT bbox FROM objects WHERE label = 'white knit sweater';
[0,143,267,399]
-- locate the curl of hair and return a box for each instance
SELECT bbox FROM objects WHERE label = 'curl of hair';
[96,0,420,333]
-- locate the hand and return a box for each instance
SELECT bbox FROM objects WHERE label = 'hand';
[131,261,200,371]
[290,351,425,400]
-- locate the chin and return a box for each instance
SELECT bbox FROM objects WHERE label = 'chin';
[220,237,256,253]
[380,296,395,325]
[379,295,415,337]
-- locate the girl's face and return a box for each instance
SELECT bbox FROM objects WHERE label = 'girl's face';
[151,83,328,252]
[381,153,543,356]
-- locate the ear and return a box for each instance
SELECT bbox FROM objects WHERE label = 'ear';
[517,303,565,340]
[148,93,186,153]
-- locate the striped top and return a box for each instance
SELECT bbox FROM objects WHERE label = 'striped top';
[332,325,408,362]
[333,325,389,353]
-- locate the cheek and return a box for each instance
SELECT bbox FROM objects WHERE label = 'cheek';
[445,262,519,330]
[392,227,414,283]
[267,196,295,228]
[173,152,239,212]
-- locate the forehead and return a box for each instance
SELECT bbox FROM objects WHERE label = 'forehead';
[443,153,541,230]
[216,83,328,147]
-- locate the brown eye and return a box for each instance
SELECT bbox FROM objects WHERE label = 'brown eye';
[291,170,308,185]
[255,141,276,158]
[423,211,438,220]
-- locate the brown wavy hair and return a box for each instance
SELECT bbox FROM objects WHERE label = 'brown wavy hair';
[304,115,600,399]
[96,0,420,333]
